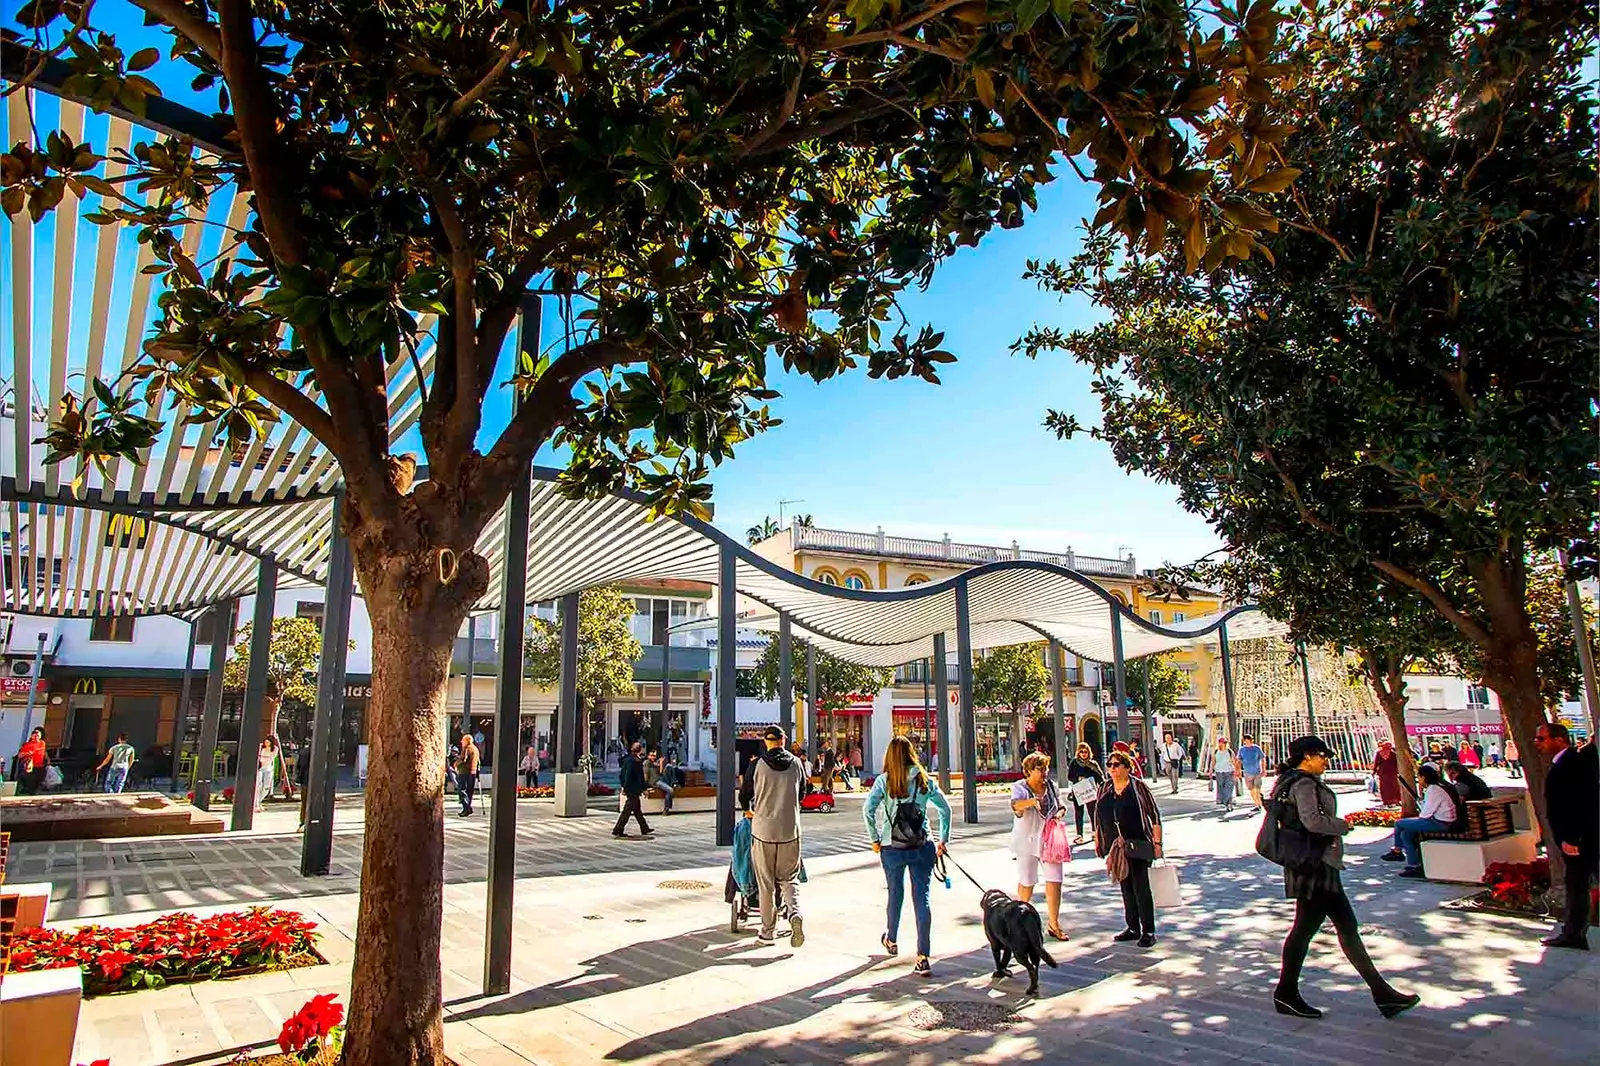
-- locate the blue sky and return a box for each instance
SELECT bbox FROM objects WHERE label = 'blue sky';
[5,1,1223,571]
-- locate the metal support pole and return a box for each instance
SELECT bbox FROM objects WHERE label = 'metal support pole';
[461,616,476,738]
[1050,642,1069,787]
[778,612,793,737]
[231,561,278,830]
[716,546,737,846]
[921,658,932,755]
[193,601,235,810]
[1219,620,1239,747]
[660,625,672,747]
[1558,548,1599,731]
[1109,603,1129,753]
[1142,659,1156,780]
[933,633,952,793]
[805,643,818,759]
[170,619,198,789]
[485,399,534,994]
[301,492,353,877]
[1297,640,1317,737]
[557,592,579,772]
[17,632,46,741]
[955,580,979,824]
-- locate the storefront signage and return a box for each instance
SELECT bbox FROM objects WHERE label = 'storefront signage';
[72,677,97,694]
[344,684,372,700]
[1405,722,1504,736]
[1,677,46,695]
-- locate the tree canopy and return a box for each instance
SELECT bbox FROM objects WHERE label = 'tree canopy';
[1123,653,1188,718]
[751,636,893,717]
[973,641,1048,713]
[524,587,641,708]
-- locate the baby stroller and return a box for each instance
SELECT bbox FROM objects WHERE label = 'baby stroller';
[725,816,802,933]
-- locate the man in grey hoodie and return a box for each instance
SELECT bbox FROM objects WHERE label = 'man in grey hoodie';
[740,726,806,947]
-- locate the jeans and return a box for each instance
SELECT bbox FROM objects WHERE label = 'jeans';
[1074,799,1096,838]
[104,766,129,794]
[1119,858,1155,935]
[881,842,936,957]
[1216,772,1236,807]
[1278,889,1396,999]
[1392,816,1451,867]
[458,770,477,815]
[523,768,538,788]
[655,780,675,812]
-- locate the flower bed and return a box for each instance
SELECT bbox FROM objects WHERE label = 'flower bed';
[516,782,615,798]
[1345,809,1401,827]
[8,907,322,996]
[181,787,236,804]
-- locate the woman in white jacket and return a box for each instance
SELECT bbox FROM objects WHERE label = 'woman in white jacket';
[1010,751,1069,941]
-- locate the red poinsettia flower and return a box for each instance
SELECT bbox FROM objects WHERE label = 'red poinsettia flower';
[97,949,137,981]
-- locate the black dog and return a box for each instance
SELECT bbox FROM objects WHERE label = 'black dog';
[980,888,1057,996]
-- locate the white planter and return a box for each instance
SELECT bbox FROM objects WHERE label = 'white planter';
[553,772,589,818]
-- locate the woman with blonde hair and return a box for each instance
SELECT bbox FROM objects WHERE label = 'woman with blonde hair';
[864,736,951,976]
[1012,751,1070,940]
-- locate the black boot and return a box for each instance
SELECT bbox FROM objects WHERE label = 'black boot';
[1273,989,1323,1019]
[1372,988,1421,1018]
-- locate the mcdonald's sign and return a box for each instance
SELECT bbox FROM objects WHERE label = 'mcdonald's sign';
[72,677,100,695]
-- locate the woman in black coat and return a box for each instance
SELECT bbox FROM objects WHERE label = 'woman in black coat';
[1272,736,1420,1019]
[1066,742,1106,843]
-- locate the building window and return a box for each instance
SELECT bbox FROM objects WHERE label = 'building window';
[296,600,325,629]
[813,568,839,585]
[195,602,240,645]
[89,615,136,642]
[843,575,867,590]
[1149,609,1162,624]
[1173,612,1186,623]
[905,574,929,586]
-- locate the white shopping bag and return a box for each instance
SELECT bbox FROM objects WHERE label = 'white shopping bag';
[1149,860,1183,908]
[1070,779,1099,806]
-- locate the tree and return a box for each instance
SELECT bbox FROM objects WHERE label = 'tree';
[222,616,339,742]
[1124,654,1187,719]
[746,517,780,545]
[973,642,1049,715]
[1026,0,1596,873]
[524,587,642,754]
[751,637,893,740]
[7,2,1294,1061]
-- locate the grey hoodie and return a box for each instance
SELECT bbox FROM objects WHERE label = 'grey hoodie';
[739,746,804,844]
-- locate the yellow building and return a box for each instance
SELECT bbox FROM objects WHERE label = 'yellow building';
[750,523,1228,768]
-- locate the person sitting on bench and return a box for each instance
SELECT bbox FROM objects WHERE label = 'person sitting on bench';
[1382,763,1456,877]
[1445,761,1493,802]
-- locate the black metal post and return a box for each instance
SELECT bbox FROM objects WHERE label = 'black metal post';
[300,492,353,877]
[1297,640,1317,737]
[778,612,793,737]
[1110,602,1129,751]
[921,658,932,755]
[193,601,235,810]
[954,580,978,824]
[557,592,579,771]
[485,396,533,993]
[660,625,671,747]
[1142,658,1155,781]
[716,545,737,847]
[1050,642,1069,787]
[230,561,278,830]
[933,634,952,793]
[1219,620,1239,746]
[170,618,199,790]
[461,615,476,739]
[805,642,818,759]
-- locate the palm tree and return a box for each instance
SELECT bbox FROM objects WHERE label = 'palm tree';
[746,516,780,544]
[794,514,814,528]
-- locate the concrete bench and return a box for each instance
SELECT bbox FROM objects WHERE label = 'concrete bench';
[625,786,717,815]
[0,966,83,1066]
[0,881,51,931]
[1420,830,1538,884]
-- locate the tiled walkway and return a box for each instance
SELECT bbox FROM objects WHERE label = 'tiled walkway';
[12,781,1596,1065]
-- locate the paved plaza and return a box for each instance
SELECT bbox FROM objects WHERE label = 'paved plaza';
[10,777,1597,1066]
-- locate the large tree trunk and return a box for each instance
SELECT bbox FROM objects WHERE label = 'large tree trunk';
[1360,650,1420,816]
[263,693,283,743]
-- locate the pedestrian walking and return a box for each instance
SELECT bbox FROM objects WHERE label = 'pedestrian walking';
[1094,750,1163,948]
[739,727,806,947]
[1161,734,1186,794]
[1238,735,1267,809]
[1067,743,1106,844]
[1505,738,1522,778]
[1010,752,1070,941]
[1213,737,1240,812]
[820,747,838,793]
[256,735,278,810]
[613,740,653,837]
[864,735,951,974]
[1381,763,1455,877]
[519,745,540,789]
[14,727,49,795]
[96,732,138,794]
[1534,722,1597,950]
[1372,739,1403,807]
[1270,736,1420,1019]
[455,733,481,817]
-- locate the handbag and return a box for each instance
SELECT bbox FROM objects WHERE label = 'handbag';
[1070,778,1100,807]
[1038,815,1074,864]
[1257,776,1326,873]
[1149,860,1182,908]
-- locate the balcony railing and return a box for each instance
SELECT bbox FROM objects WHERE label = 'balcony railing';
[793,525,1136,576]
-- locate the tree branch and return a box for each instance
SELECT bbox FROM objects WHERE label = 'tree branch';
[216,0,303,266]
[241,367,338,451]
[427,181,482,478]
[129,0,222,63]
[739,60,807,158]
[475,217,594,386]
[446,43,521,121]
[1370,559,1492,648]
[823,0,970,50]
[747,94,910,157]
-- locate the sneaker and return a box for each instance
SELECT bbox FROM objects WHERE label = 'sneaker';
[754,933,776,947]
[1380,849,1406,862]
[1397,866,1426,879]
[880,933,899,957]
[789,915,805,948]
[1137,933,1157,948]
[1113,929,1141,943]
[912,956,932,976]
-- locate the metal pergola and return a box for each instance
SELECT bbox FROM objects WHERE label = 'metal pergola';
[2,66,1289,998]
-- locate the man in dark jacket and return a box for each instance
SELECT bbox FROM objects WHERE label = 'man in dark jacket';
[613,740,653,838]
[1444,762,1494,802]
[1534,722,1598,950]
[739,726,806,947]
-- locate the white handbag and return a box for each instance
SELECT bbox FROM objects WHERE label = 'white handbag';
[1070,779,1099,807]
[1149,860,1183,908]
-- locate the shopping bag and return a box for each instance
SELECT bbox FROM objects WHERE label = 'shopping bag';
[43,765,64,788]
[1070,779,1099,807]
[1038,817,1074,864]
[1149,860,1183,908]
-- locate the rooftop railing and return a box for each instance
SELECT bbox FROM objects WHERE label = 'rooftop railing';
[793,525,1136,576]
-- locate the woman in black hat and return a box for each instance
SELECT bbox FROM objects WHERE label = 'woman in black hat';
[1272,735,1420,1019]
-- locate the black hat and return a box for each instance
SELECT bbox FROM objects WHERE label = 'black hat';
[762,726,787,742]
[1288,736,1332,763]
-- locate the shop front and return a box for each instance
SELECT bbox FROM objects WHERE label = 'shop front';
[891,703,939,762]
[972,710,1021,772]
[816,703,870,760]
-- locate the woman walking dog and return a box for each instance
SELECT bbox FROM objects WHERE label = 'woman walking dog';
[864,736,951,977]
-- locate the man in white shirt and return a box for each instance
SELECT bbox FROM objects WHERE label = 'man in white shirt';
[1161,734,1186,795]
[96,732,138,794]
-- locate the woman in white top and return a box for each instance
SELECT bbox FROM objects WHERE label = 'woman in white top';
[1383,762,1457,877]
[1212,737,1240,811]
[1010,752,1069,941]
[256,736,278,811]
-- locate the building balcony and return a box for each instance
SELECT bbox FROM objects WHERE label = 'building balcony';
[793,525,1136,577]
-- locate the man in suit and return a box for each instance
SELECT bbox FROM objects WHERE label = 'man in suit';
[1534,722,1597,950]
[613,740,653,838]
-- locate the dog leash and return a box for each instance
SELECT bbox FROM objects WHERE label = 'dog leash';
[936,848,988,894]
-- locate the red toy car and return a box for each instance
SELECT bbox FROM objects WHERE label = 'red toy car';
[800,790,836,813]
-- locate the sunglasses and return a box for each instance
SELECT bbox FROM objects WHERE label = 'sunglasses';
[1108,759,1130,769]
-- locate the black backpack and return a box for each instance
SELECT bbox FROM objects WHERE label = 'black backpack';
[889,773,929,849]
[1256,773,1326,873]
[1438,781,1470,833]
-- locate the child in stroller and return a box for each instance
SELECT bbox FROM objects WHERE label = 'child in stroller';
[725,815,805,932]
